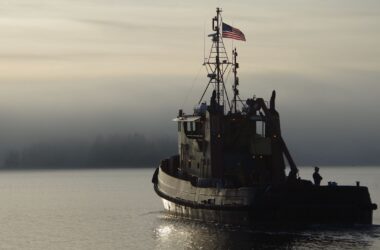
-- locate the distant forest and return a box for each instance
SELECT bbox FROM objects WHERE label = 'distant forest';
[2,134,177,168]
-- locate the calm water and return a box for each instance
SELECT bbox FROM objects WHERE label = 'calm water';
[0,167,379,249]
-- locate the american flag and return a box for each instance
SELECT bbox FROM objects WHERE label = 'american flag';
[222,22,246,41]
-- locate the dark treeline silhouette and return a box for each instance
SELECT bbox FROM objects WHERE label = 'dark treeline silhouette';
[2,134,176,169]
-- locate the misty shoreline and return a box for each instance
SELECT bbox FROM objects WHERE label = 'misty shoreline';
[2,133,176,169]
[2,132,379,169]
[0,166,156,171]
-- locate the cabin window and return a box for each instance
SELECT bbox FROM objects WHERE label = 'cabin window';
[185,122,188,131]
[178,122,181,132]
[185,121,196,132]
[188,160,191,168]
[197,163,200,169]
[256,121,265,136]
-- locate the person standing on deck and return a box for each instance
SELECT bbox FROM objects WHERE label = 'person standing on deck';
[313,167,323,186]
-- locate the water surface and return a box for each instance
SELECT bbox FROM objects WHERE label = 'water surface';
[0,167,378,249]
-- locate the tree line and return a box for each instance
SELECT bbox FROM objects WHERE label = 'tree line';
[2,134,176,168]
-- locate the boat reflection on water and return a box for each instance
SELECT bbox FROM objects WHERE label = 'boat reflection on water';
[153,214,380,249]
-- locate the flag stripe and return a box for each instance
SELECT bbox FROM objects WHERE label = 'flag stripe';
[222,22,246,41]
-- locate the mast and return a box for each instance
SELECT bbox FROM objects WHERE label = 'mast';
[232,48,239,113]
[199,8,231,111]
[215,8,221,105]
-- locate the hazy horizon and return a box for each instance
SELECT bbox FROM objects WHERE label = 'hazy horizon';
[0,0,379,165]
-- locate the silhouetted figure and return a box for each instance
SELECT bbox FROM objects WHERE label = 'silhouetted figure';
[287,168,298,184]
[313,167,323,186]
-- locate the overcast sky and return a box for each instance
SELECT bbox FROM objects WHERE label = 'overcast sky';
[0,0,379,165]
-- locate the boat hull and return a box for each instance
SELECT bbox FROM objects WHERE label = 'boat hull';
[153,166,376,226]
[158,196,374,226]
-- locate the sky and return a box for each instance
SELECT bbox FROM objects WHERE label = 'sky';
[0,0,379,165]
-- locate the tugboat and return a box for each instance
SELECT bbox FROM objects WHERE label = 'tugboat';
[152,8,377,226]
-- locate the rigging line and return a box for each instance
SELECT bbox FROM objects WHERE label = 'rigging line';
[237,95,247,109]
[224,64,233,87]
[198,77,213,104]
[181,64,204,109]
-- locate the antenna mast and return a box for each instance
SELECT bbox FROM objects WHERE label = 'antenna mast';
[232,48,239,113]
[199,8,231,111]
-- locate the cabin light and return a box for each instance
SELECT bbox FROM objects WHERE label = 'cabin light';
[217,134,221,138]
[273,134,277,138]
[252,155,255,159]
[259,155,263,159]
